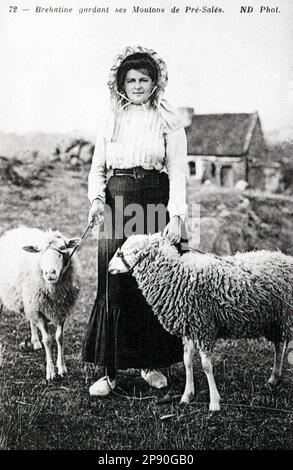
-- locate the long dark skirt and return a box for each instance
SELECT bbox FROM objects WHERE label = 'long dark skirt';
[82,171,183,369]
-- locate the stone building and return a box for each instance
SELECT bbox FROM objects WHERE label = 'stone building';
[180,109,279,190]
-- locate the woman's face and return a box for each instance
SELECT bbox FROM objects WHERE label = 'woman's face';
[123,69,154,104]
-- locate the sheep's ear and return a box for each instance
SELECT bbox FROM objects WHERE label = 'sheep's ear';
[65,238,81,249]
[22,246,40,253]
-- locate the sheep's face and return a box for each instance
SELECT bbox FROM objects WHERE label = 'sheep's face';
[39,246,66,283]
[22,234,81,284]
[108,235,148,274]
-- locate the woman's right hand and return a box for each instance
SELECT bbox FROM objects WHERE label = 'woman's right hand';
[88,199,105,227]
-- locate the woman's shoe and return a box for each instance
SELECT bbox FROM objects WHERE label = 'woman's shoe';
[89,376,116,396]
[141,369,168,389]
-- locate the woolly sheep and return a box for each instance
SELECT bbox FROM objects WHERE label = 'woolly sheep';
[0,227,81,380]
[108,233,293,411]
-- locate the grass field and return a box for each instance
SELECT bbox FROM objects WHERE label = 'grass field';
[0,162,292,450]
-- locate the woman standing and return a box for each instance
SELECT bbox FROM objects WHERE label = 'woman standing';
[83,46,188,396]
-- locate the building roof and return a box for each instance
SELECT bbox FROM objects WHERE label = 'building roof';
[186,112,261,156]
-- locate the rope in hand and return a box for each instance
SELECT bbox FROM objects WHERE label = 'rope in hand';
[66,222,93,263]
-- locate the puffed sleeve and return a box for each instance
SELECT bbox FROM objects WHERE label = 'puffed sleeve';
[165,126,188,221]
[87,135,107,204]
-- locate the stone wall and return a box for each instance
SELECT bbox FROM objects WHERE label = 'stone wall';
[246,190,293,255]
[187,182,293,256]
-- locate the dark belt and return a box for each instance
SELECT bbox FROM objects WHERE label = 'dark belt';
[112,166,159,180]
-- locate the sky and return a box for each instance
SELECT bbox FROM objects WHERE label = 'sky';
[0,0,292,138]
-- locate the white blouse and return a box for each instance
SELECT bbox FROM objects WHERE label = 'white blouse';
[88,103,187,220]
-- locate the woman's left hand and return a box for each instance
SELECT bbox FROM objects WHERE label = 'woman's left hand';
[163,216,182,244]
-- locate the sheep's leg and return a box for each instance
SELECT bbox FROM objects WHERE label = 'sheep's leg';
[268,341,286,386]
[200,350,221,411]
[56,322,67,377]
[35,316,55,381]
[180,337,196,404]
[30,320,42,350]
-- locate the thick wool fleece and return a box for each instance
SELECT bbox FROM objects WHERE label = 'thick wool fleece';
[0,227,80,324]
[132,235,293,352]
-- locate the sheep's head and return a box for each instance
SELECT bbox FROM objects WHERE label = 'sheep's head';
[108,235,147,274]
[108,233,163,275]
[22,231,81,284]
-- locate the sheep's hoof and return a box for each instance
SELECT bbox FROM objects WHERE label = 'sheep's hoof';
[209,402,220,412]
[57,367,68,378]
[57,361,67,377]
[58,372,67,378]
[19,339,34,352]
[180,395,191,405]
[32,340,42,351]
[20,339,42,352]
[268,376,281,387]
[46,368,56,381]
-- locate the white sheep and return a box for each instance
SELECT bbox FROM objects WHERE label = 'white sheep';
[108,233,293,411]
[0,227,81,380]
